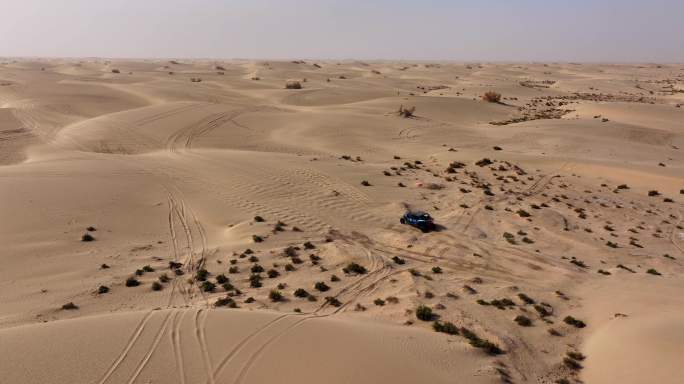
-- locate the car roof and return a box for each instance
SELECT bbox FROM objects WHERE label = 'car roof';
[407,210,429,216]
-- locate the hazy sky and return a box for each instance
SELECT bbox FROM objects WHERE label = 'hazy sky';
[1,0,682,62]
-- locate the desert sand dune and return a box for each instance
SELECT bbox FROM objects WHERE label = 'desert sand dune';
[0,60,683,383]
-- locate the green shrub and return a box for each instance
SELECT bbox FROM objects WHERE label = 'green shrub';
[517,293,535,304]
[374,298,385,306]
[195,269,209,281]
[415,305,433,321]
[269,290,283,302]
[249,274,262,288]
[432,266,442,274]
[62,302,78,310]
[215,297,237,308]
[325,296,342,307]
[433,321,459,335]
[125,277,140,287]
[97,285,109,294]
[563,316,586,328]
[294,288,309,298]
[343,262,367,274]
[514,315,532,326]
[142,265,154,272]
[216,274,228,284]
[201,281,216,292]
[314,281,330,292]
[152,281,163,291]
[251,264,264,273]
[563,357,582,370]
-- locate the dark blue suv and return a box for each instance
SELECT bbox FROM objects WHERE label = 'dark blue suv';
[400,211,435,232]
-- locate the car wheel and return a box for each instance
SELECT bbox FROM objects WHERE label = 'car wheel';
[400,218,406,224]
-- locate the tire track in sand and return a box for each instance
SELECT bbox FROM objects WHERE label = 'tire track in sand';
[96,311,155,384]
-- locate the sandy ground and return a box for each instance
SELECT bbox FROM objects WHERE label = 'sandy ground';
[0,59,683,383]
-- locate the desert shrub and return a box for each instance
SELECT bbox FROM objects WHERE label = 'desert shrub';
[228,266,239,274]
[249,274,262,288]
[534,304,552,317]
[477,299,490,306]
[374,298,386,306]
[415,305,433,321]
[491,298,515,309]
[269,290,283,302]
[325,296,342,307]
[283,246,298,257]
[314,281,330,292]
[125,277,140,287]
[563,357,582,370]
[482,91,501,103]
[251,264,264,273]
[98,285,109,294]
[248,255,259,262]
[294,288,309,298]
[514,315,533,326]
[424,291,434,299]
[386,296,399,304]
[267,269,280,278]
[647,268,661,276]
[169,261,182,270]
[303,241,315,250]
[201,281,216,292]
[195,269,209,281]
[343,262,367,275]
[398,105,416,118]
[360,180,371,186]
[433,321,459,335]
[222,282,234,291]
[62,302,78,310]
[101,263,110,269]
[152,281,163,291]
[135,269,145,276]
[215,296,237,308]
[254,215,265,222]
[143,265,154,272]
[245,297,255,303]
[252,235,263,243]
[216,274,228,284]
[291,256,303,264]
[111,69,120,74]
[285,80,302,89]
[432,266,443,274]
[81,233,95,242]
[547,328,562,336]
[330,274,340,282]
[284,264,296,272]
[392,256,406,265]
[566,351,585,361]
[517,209,531,218]
[517,293,535,304]
[563,316,586,328]
[469,337,503,355]
[157,274,170,283]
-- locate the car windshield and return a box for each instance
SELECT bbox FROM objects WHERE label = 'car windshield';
[409,212,431,220]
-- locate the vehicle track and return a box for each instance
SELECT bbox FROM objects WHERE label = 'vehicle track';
[126,310,175,384]
[96,310,155,384]
[194,309,216,384]
[170,310,187,384]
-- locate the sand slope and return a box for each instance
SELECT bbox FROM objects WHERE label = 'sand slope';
[0,59,683,383]
[0,309,497,384]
